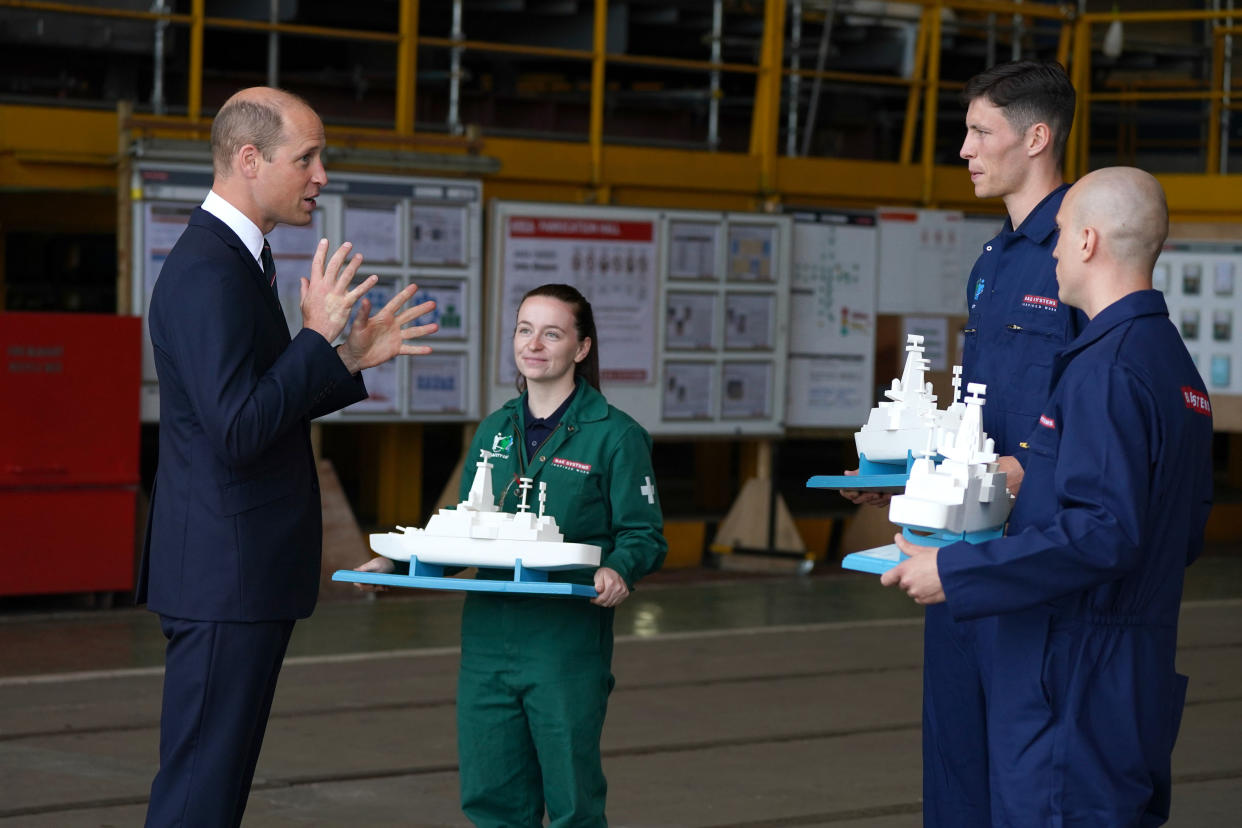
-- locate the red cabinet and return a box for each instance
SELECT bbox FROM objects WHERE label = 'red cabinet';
[1,313,141,596]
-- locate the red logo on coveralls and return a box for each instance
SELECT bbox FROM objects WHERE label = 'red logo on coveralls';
[1022,294,1059,311]
[552,457,592,474]
[1039,414,1056,429]
[1182,387,1212,416]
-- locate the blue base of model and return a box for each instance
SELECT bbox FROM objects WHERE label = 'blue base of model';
[842,525,1005,574]
[806,452,928,493]
[332,556,599,599]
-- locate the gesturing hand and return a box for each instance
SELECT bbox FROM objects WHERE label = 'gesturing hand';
[337,283,439,374]
[300,239,378,344]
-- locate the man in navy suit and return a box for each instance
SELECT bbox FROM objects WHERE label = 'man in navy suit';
[138,86,438,826]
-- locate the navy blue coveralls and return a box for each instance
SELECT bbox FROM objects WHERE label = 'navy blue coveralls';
[939,290,1213,826]
[923,183,1087,826]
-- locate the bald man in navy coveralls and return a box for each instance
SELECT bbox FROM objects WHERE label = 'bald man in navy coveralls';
[138,87,437,826]
[885,167,1214,826]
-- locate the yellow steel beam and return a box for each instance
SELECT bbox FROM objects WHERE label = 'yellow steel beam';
[1209,31,1225,174]
[589,0,607,190]
[787,67,917,87]
[0,0,189,23]
[749,0,786,194]
[920,2,944,205]
[189,0,204,121]
[203,17,398,42]
[1080,9,1242,24]
[396,0,418,134]
[1068,15,1092,180]
[375,423,423,528]
[420,37,591,61]
[941,0,1070,20]
[901,8,934,165]
[1056,20,1072,71]
[606,53,756,74]
[1091,90,1231,102]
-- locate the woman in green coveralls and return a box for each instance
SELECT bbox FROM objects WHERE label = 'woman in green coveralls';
[358,283,666,826]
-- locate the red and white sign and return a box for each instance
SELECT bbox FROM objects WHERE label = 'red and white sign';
[508,217,654,242]
[1182,386,1212,416]
[1022,294,1059,310]
[499,211,658,386]
[1039,414,1056,429]
[551,457,592,474]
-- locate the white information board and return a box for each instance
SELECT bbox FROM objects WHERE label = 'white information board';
[131,164,483,422]
[784,210,878,428]
[487,202,792,436]
[1155,240,1242,395]
[877,207,999,315]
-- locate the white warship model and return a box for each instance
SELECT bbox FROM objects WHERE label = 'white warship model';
[853,334,965,472]
[369,449,602,571]
[842,382,1011,575]
[887,382,1011,535]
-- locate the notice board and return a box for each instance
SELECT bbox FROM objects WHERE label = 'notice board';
[131,164,483,422]
[784,209,879,429]
[487,202,792,436]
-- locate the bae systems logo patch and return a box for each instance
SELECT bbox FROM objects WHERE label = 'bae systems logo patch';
[551,457,592,474]
[1039,414,1056,429]
[1022,294,1059,311]
[1182,387,1212,416]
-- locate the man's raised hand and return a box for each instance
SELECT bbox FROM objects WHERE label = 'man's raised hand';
[337,284,438,374]
[300,239,377,344]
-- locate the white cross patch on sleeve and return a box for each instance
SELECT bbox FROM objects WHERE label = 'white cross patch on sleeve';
[640,476,656,504]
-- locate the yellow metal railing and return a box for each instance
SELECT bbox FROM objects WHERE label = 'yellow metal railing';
[1069,8,1242,179]
[7,0,1242,200]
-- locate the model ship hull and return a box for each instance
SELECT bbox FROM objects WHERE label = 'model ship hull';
[371,531,602,571]
[888,487,1011,536]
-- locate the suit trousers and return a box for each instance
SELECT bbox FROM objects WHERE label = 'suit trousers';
[145,616,294,828]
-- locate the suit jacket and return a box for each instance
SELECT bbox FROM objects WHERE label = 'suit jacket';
[137,208,367,621]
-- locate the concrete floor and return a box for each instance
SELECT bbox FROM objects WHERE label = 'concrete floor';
[1,555,1240,827]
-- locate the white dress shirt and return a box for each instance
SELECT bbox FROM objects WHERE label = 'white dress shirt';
[202,190,264,266]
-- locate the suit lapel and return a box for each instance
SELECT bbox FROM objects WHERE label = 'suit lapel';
[191,209,291,339]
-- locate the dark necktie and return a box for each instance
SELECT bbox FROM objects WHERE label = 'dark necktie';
[261,238,277,291]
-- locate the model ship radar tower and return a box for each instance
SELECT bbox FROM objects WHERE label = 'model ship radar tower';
[463,450,500,512]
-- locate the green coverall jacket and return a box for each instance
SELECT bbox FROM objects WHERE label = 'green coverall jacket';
[459,378,667,586]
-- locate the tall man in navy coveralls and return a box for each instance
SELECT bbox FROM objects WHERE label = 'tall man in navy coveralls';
[844,61,1084,826]
[884,167,1214,826]
[139,87,437,826]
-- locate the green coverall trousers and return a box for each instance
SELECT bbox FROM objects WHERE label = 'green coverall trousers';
[457,593,616,828]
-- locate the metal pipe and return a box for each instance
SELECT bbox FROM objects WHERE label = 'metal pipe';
[921,1,944,204]
[709,0,723,151]
[267,0,279,88]
[800,0,836,158]
[787,0,802,157]
[189,0,203,120]
[986,12,996,66]
[151,0,167,115]
[1224,0,1234,173]
[589,0,607,184]
[1012,0,1023,61]
[396,0,417,134]
[449,0,463,135]
[899,7,933,164]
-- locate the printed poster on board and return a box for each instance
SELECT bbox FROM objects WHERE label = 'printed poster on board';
[498,215,657,385]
